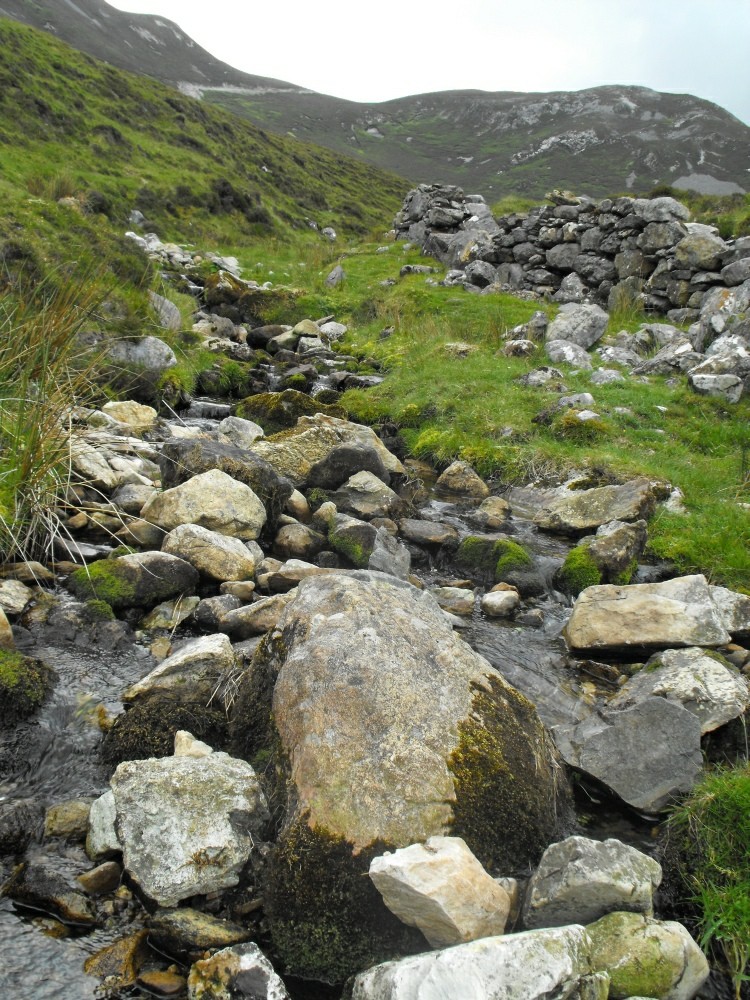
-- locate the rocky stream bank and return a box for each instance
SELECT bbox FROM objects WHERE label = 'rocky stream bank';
[1,230,749,999]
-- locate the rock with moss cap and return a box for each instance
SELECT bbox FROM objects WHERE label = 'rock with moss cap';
[535,479,656,536]
[455,534,541,594]
[0,649,55,727]
[235,388,346,435]
[249,413,404,489]
[232,571,570,982]
[556,520,646,596]
[69,552,199,611]
[587,912,708,1000]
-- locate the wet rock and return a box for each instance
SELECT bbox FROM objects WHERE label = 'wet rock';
[369,836,510,947]
[141,595,201,630]
[3,862,96,925]
[430,586,475,616]
[149,907,253,957]
[86,789,120,860]
[44,799,92,840]
[587,912,708,1000]
[111,743,269,907]
[434,460,489,499]
[138,971,187,996]
[398,519,459,548]
[123,634,235,702]
[480,589,520,617]
[84,929,150,988]
[69,551,199,610]
[609,647,750,734]
[564,575,730,655]
[0,798,44,855]
[351,926,607,1000]
[522,836,662,929]
[187,942,290,1000]
[235,571,569,981]
[76,860,122,895]
[535,480,655,535]
[545,303,609,349]
[141,470,267,540]
[163,523,257,582]
[553,698,702,813]
[0,650,55,726]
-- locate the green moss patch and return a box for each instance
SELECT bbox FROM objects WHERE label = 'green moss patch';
[69,560,139,609]
[556,544,603,596]
[448,676,571,874]
[456,535,532,585]
[0,650,55,727]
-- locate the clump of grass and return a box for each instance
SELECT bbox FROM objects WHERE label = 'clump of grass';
[0,272,104,562]
[666,764,750,998]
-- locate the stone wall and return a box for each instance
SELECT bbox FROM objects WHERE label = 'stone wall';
[394,184,750,324]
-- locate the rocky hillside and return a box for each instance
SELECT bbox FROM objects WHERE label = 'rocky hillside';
[2,0,748,200]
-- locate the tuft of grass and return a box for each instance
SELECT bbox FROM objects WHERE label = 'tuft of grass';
[667,765,750,998]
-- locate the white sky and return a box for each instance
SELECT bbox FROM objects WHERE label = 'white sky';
[108,0,750,125]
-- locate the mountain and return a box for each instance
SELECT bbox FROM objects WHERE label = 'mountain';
[3,0,749,201]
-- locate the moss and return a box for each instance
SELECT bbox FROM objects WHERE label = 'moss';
[108,545,136,558]
[305,487,331,511]
[494,539,533,581]
[101,694,229,764]
[0,650,55,726]
[557,544,603,596]
[588,913,675,999]
[612,557,638,586]
[455,535,532,585]
[69,560,138,609]
[284,373,308,389]
[448,676,571,874]
[266,817,425,984]
[82,599,115,622]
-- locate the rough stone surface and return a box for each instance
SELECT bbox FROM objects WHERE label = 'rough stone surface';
[710,584,750,638]
[162,523,257,581]
[219,591,296,639]
[101,400,158,433]
[545,303,609,349]
[141,469,267,540]
[587,912,709,1000]
[111,748,269,907]
[369,836,510,947]
[553,698,703,813]
[187,942,290,1000]
[434,460,489,499]
[123,634,235,702]
[523,836,662,929]
[351,926,607,1000]
[69,551,199,610]
[564,575,731,654]
[535,480,655,535]
[545,339,593,368]
[331,471,402,520]
[608,646,750,733]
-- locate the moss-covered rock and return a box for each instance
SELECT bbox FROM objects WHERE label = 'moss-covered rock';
[556,544,603,596]
[456,535,533,586]
[101,694,229,765]
[231,571,570,982]
[235,389,346,435]
[0,650,55,727]
[69,552,199,610]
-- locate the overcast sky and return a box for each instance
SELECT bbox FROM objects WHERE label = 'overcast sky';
[108,0,750,125]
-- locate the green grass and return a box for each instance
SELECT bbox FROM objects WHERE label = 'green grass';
[667,765,750,997]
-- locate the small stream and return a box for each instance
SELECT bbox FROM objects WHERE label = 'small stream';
[0,402,671,997]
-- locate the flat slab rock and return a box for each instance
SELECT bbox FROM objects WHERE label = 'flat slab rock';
[535,479,655,535]
[350,925,608,1000]
[564,574,730,655]
[552,697,703,813]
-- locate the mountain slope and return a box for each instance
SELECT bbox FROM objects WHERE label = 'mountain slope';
[0,19,406,243]
[3,0,748,200]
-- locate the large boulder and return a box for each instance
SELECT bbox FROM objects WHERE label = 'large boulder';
[233,571,570,982]
[141,469,267,540]
[157,439,293,525]
[535,480,655,536]
[162,524,257,582]
[249,414,404,489]
[350,926,609,1000]
[587,912,709,1000]
[109,738,269,907]
[369,836,510,947]
[522,836,662,929]
[564,575,731,655]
